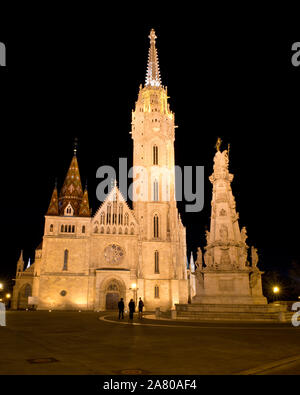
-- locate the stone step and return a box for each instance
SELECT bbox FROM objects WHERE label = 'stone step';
[175,310,293,322]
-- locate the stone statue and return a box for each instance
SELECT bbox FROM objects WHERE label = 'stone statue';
[205,230,210,245]
[239,246,248,268]
[249,272,259,288]
[204,250,212,268]
[195,247,203,269]
[251,246,259,268]
[240,226,248,244]
[219,224,228,242]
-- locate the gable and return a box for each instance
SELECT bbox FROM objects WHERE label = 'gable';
[92,186,138,235]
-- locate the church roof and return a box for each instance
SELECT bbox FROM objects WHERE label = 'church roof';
[46,185,59,216]
[145,29,161,87]
[79,186,91,217]
[17,250,24,264]
[36,241,43,250]
[58,154,83,216]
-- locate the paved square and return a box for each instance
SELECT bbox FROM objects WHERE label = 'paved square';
[0,311,299,375]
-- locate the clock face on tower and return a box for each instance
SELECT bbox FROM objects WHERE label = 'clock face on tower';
[104,244,125,265]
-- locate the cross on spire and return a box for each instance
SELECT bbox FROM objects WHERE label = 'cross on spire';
[145,28,161,87]
[73,137,78,156]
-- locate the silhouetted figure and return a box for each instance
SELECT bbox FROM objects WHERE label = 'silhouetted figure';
[138,297,144,319]
[118,298,124,319]
[128,299,135,320]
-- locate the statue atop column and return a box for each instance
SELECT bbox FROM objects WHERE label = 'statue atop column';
[195,247,203,269]
[240,226,248,244]
[251,246,259,269]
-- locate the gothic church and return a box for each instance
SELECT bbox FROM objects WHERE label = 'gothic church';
[12,29,189,311]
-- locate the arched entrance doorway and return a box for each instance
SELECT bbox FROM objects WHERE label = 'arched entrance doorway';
[105,280,123,310]
[17,283,32,310]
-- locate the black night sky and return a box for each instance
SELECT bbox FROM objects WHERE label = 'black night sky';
[0,7,299,297]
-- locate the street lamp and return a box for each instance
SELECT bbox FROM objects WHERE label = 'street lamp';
[0,283,3,290]
[272,286,280,302]
[5,294,11,299]
[129,283,138,306]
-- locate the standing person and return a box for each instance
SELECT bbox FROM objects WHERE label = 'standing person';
[118,298,124,320]
[138,297,144,319]
[128,299,135,321]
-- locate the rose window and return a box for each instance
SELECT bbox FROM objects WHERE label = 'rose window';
[104,244,124,265]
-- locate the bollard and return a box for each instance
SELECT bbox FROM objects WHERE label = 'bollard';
[0,302,6,326]
[155,307,160,319]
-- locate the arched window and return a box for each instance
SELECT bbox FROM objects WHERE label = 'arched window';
[61,225,64,232]
[154,285,159,298]
[100,227,104,234]
[118,204,123,225]
[124,213,129,226]
[112,201,117,225]
[153,214,159,238]
[82,225,85,233]
[119,227,122,234]
[153,179,159,201]
[63,249,68,271]
[72,225,75,233]
[125,227,128,234]
[50,224,53,232]
[100,212,105,225]
[107,204,111,224]
[153,145,158,165]
[68,225,71,233]
[64,225,68,232]
[130,227,134,235]
[24,284,32,298]
[154,251,159,273]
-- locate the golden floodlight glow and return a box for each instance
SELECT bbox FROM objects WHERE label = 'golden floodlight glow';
[5,293,11,298]
[0,283,3,290]
[273,286,280,294]
[131,283,137,289]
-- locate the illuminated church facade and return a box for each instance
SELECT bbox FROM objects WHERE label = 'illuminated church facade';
[12,30,189,311]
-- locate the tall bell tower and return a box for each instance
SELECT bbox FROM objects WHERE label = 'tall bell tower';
[131,29,188,310]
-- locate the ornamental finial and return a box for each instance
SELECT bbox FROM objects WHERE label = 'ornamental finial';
[215,137,222,151]
[149,28,157,43]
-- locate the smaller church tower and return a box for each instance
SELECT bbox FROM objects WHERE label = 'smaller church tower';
[35,142,92,310]
[16,250,24,278]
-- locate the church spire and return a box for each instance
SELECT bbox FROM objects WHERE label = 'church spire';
[79,183,91,217]
[16,250,24,275]
[46,182,59,215]
[145,29,161,87]
[58,146,83,216]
